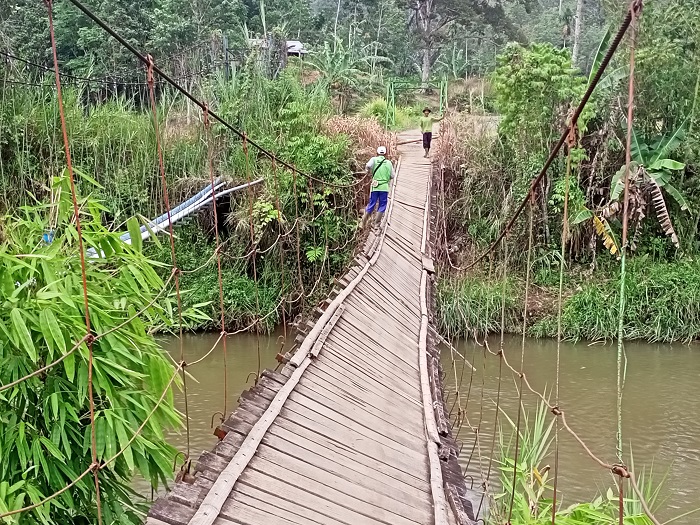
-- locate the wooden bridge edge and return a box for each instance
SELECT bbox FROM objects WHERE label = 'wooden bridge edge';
[423,166,479,525]
[145,161,399,525]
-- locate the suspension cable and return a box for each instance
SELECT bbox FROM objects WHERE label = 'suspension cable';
[45,1,102,521]
[203,105,230,417]
[243,137,263,383]
[552,125,575,525]
[272,160,288,340]
[507,199,535,524]
[476,239,509,520]
[146,55,191,458]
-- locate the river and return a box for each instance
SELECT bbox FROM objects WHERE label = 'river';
[157,332,700,522]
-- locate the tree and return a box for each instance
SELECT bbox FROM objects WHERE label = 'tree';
[402,0,529,88]
[571,0,584,64]
[0,175,186,524]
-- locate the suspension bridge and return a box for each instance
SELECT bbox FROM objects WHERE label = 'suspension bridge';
[0,0,668,524]
[144,131,477,525]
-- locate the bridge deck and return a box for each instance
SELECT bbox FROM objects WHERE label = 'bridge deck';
[147,130,475,525]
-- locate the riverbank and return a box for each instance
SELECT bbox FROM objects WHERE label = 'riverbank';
[437,257,700,343]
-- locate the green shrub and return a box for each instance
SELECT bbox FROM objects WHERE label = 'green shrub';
[0,177,187,524]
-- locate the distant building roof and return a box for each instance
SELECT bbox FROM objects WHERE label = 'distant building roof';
[247,38,308,55]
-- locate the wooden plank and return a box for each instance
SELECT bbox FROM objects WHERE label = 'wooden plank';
[286,390,425,453]
[262,424,429,495]
[328,315,420,374]
[278,399,428,468]
[300,367,423,429]
[289,303,345,367]
[233,477,379,525]
[303,359,421,412]
[289,381,424,441]
[270,410,430,483]
[188,352,317,524]
[220,489,326,525]
[243,456,428,525]
[319,340,421,401]
[252,444,432,521]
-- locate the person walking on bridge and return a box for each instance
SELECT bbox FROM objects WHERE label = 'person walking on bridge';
[361,146,394,230]
[420,107,443,158]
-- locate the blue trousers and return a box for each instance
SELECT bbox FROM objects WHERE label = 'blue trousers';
[366,191,388,213]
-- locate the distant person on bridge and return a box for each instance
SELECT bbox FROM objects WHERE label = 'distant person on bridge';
[420,107,443,158]
[361,146,394,230]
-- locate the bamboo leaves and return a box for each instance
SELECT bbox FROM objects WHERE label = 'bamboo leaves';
[126,217,143,252]
[0,182,183,524]
[10,309,36,363]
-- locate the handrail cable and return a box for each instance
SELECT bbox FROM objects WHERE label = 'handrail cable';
[146,54,192,459]
[551,125,575,525]
[45,1,103,521]
[507,198,535,524]
[203,104,230,417]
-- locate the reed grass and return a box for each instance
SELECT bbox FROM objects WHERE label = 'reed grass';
[437,275,522,338]
[530,258,700,343]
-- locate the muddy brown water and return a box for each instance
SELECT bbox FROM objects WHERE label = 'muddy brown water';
[446,335,700,523]
[150,332,699,522]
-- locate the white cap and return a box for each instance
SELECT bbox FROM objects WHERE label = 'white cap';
[377,146,387,155]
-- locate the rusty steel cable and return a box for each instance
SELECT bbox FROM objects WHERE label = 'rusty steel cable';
[552,128,575,525]
[146,55,191,458]
[463,5,638,271]
[617,0,642,467]
[272,159,288,339]
[45,2,103,522]
[291,168,305,303]
[243,137,263,383]
[0,49,225,87]
[479,320,662,525]
[203,105,230,418]
[476,239,509,520]
[509,203,541,523]
[614,4,644,523]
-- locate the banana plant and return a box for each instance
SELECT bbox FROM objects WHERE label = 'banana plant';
[572,124,688,255]
[609,124,689,248]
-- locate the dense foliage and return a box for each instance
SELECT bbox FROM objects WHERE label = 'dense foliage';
[0,178,187,524]
[437,0,700,343]
[0,61,375,328]
[1,0,608,100]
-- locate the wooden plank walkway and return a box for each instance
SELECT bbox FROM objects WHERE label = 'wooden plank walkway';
[147,130,478,525]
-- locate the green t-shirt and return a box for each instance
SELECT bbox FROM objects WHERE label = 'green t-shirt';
[420,115,438,133]
[369,156,392,192]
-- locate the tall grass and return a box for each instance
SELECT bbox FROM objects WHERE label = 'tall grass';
[492,400,673,525]
[2,61,380,327]
[531,258,700,343]
[437,275,522,337]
